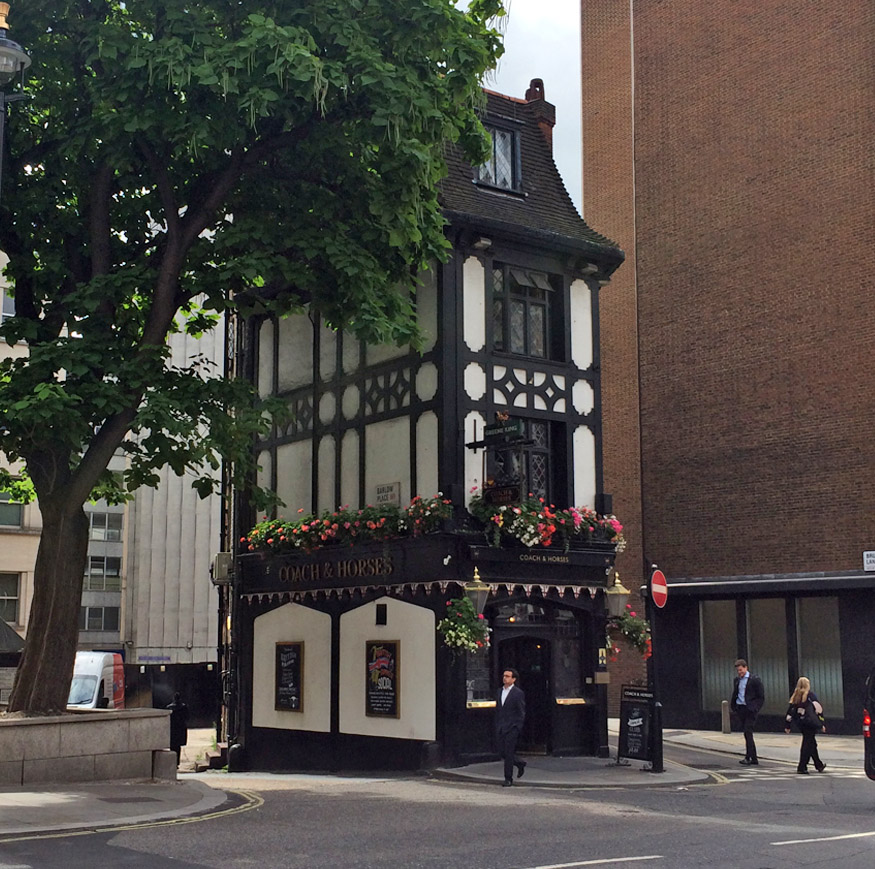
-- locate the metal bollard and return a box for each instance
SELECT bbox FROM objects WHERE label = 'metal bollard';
[721,699,731,733]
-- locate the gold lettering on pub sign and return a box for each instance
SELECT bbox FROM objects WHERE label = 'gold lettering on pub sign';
[279,555,395,583]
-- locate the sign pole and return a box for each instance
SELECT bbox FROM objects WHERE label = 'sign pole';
[644,565,665,773]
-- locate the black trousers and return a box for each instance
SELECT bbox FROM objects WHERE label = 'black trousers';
[799,729,822,770]
[498,728,522,782]
[736,706,758,760]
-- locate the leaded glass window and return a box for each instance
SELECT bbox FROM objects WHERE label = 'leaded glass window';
[491,263,556,359]
[475,126,520,191]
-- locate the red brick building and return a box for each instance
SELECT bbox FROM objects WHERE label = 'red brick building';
[582,1,875,733]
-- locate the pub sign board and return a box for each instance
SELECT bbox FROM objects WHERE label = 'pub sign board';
[275,642,304,712]
[365,640,400,718]
[617,685,654,761]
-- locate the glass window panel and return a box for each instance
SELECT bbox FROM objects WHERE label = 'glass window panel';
[797,597,843,718]
[510,300,526,354]
[465,648,492,702]
[530,421,548,448]
[529,305,546,357]
[1,288,14,322]
[476,153,496,185]
[103,607,120,632]
[492,267,505,293]
[105,557,121,577]
[493,298,504,351]
[87,608,103,631]
[0,598,18,622]
[700,600,738,710]
[531,272,552,291]
[528,453,548,500]
[747,599,789,715]
[106,513,123,541]
[88,557,105,576]
[0,573,18,596]
[78,608,87,630]
[494,130,513,188]
[0,492,23,527]
[90,512,107,540]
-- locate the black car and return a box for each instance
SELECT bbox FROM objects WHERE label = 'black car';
[866,667,875,781]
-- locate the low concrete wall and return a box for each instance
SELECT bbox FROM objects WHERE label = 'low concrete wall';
[0,708,175,786]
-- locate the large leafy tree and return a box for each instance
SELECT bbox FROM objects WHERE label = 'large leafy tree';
[0,0,503,713]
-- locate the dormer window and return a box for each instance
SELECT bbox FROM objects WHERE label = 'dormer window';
[474,125,521,191]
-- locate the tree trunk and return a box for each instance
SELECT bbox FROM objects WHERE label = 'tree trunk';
[7,502,89,714]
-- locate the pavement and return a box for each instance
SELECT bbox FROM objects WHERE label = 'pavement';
[0,724,865,838]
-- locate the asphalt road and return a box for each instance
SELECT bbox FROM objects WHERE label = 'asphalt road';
[2,744,874,869]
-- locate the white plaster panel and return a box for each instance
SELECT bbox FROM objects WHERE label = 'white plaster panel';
[512,393,528,408]
[365,417,410,506]
[573,425,596,510]
[341,429,360,509]
[416,412,439,497]
[417,264,439,352]
[493,389,508,406]
[342,334,360,374]
[253,604,332,733]
[415,362,439,402]
[256,449,272,494]
[277,315,314,392]
[570,279,593,370]
[342,385,360,420]
[464,363,486,401]
[462,256,486,352]
[257,321,274,398]
[319,391,336,425]
[534,395,547,410]
[317,436,336,513]
[339,597,435,740]
[319,324,337,381]
[275,441,312,516]
[572,380,594,414]
[532,371,546,387]
[464,411,487,502]
[367,340,409,367]
[554,398,566,413]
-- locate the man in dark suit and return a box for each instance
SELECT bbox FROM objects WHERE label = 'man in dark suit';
[495,668,526,786]
[731,658,765,765]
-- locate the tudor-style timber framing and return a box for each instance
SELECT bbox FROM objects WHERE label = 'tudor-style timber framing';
[226,80,626,771]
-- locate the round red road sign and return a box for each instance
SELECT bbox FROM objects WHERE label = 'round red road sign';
[650,569,668,608]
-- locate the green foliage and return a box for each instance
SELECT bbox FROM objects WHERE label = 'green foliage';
[0,0,505,510]
[242,494,452,553]
[436,596,490,652]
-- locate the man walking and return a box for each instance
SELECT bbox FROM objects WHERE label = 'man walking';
[731,658,765,765]
[495,668,527,786]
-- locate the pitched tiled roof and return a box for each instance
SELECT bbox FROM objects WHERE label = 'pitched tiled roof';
[440,87,623,268]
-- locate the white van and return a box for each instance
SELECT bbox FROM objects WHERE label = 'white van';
[67,651,125,709]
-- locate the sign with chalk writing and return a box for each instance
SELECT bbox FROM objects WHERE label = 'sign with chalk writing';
[275,642,304,712]
[618,685,654,761]
[365,640,400,718]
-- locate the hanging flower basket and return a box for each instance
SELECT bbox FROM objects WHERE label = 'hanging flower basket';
[436,597,490,653]
[607,604,651,659]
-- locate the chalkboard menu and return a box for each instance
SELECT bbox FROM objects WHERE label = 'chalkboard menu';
[617,685,654,761]
[275,642,304,712]
[365,640,400,718]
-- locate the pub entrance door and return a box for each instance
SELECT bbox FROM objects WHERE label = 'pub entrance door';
[497,635,551,752]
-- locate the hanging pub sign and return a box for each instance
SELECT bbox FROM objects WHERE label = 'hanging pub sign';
[365,640,400,718]
[483,416,524,443]
[617,684,654,761]
[275,642,304,712]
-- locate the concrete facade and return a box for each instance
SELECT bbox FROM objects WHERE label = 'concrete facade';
[0,708,175,785]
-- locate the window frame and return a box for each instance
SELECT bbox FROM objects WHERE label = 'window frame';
[0,491,23,527]
[84,556,122,591]
[0,572,20,624]
[89,511,123,542]
[78,605,120,632]
[491,262,558,360]
[473,123,523,193]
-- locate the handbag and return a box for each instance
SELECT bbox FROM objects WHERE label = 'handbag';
[796,698,824,730]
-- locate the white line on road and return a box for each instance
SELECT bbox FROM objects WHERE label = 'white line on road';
[772,830,875,845]
[523,857,663,868]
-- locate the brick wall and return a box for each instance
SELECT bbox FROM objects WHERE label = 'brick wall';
[584,1,875,586]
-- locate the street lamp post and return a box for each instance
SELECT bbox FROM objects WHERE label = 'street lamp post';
[0,2,31,205]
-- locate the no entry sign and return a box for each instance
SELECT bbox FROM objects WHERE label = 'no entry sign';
[650,569,668,608]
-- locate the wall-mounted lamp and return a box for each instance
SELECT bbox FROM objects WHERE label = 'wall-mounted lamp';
[605,570,631,618]
[471,237,492,251]
[464,566,491,615]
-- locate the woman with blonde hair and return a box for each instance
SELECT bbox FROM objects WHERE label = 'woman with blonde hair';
[784,676,826,774]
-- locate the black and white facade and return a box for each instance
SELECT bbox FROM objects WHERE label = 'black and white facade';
[227,82,626,770]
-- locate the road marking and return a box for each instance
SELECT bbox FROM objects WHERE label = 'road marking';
[772,830,875,846]
[524,857,663,868]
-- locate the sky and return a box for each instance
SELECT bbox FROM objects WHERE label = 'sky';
[483,0,583,212]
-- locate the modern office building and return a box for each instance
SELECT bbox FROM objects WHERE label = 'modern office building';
[581,0,875,732]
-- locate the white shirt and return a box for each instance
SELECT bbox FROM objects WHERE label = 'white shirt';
[501,685,513,705]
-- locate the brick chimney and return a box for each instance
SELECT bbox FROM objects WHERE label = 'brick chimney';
[525,78,556,152]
